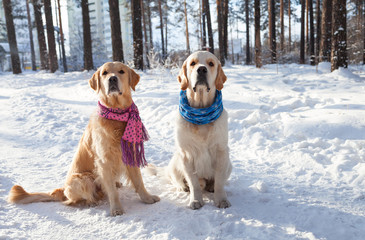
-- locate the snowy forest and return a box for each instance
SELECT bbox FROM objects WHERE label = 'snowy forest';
[1,1,365,239]
[0,0,364,73]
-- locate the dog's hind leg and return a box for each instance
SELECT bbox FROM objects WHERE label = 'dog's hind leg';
[167,155,190,192]
[63,172,100,206]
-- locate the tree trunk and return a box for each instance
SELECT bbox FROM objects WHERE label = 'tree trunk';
[131,0,144,70]
[280,0,284,52]
[331,0,347,71]
[146,0,153,50]
[164,3,168,55]
[141,0,150,68]
[2,0,21,74]
[300,0,305,64]
[245,0,250,64]
[254,0,262,68]
[306,0,309,55]
[198,0,202,49]
[288,0,291,52]
[223,0,228,59]
[158,0,165,58]
[319,0,332,62]
[202,0,207,49]
[204,0,214,53]
[363,0,365,64]
[315,0,321,64]
[26,0,36,71]
[268,0,276,63]
[57,0,67,72]
[32,0,49,70]
[309,0,315,65]
[357,0,362,64]
[184,0,190,54]
[81,0,94,70]
[109,0,124,62]
[217,0,224,65]
[44,0,58,73]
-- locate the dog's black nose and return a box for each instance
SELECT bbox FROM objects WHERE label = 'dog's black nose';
[109,76,118,84]
[197,66,207,75]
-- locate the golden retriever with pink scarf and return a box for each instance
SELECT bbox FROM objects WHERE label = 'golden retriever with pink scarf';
[8,62,159,216]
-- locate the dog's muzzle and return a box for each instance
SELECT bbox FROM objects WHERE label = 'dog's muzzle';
[108,76,122,95]
[193,66,210,92]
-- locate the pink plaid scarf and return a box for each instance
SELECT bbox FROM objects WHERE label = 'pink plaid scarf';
[98,101,149,167]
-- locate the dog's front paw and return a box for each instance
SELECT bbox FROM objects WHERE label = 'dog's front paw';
[215,199,231,209]
[142,194,160,204]
[110,207,125,216]
[189,200,204,210]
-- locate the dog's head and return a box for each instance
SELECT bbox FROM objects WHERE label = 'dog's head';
[89,62,140,108]
[178,51,227,92]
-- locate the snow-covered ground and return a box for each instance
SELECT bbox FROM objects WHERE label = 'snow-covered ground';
[0,63,364,239]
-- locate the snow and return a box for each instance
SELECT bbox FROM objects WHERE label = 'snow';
[1,63,365,239]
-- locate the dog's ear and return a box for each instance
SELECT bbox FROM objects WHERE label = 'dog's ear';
[215,63,227,91]
[177,60,189,90]
[129,68,140,91]
[89,69,101,92]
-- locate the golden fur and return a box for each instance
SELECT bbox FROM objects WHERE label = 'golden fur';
[8,62,159,216]
[167,51,232,209]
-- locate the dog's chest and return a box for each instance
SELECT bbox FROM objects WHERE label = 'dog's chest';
[190,123,215,142]
[111,122,127,144]
[100,118,128,144]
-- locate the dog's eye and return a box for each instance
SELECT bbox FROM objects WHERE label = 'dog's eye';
[209,62,214,67]
[119,70,124,74]
[102,71,108,75]
[190,61,196,66]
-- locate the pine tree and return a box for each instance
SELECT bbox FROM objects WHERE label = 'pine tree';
[315,0,321,64]
[2,0,21,74]
[245,0,250,65]
[184,0,190,54]
[158,0,165,58]
[109,0,124,62]
[131,0,144,70]
[57,0,67,72]
[268,0,276,63]
[26,0,36,71]
[319,0,332,62]
[204,0,214,53]
[164,1,168,55]
[363,0,365,64]
[223,0,228,59]
[254,0,262,68]
[300,0,305,64]
[280,0,284,52]
[309,0,315,65]
[32,0,49,70]
[202,0,207,49]
[288,0,292,52]
[81,0,94,70]
[141,0,150,68]
[146,0,153,51]
[217,0,225,64]
[43,0,58,72]
[306,0,309,54]
[331,0,347,71]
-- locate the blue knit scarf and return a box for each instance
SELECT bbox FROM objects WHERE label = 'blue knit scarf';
[179,90,223,125]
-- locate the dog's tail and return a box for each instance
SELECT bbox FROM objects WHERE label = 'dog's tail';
[8,185,66,204]
[144,164,165,176]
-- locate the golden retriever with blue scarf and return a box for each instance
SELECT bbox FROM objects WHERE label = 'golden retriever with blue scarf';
[161,51,232,209]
